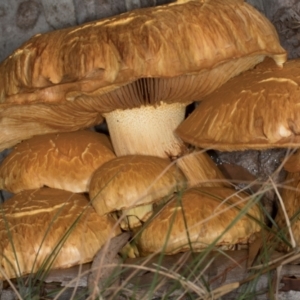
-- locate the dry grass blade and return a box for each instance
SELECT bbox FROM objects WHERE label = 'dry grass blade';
[118,263,208,298]
[270,177,296,249]
[0,267,22,300]
[250,251,297,271]
[276,265,282,299]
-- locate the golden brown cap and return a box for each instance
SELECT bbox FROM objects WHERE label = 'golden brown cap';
[0,0,286,151]
[89,155,186,215]
[176,59,300,151]
[137,187,262,255]
[0,188,121,280]
[0,130,116,193]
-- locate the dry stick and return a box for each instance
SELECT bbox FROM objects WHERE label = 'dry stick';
[279,252,300,265]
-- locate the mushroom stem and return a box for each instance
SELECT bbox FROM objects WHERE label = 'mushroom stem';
[119,204,154,230]
[176,150,229,188]
[103,102,186,158]
[104,102,227,188]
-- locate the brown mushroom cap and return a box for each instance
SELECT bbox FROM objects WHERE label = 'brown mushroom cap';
[0,130,116,193]
[89,155,186,228]
[137,187,263,255]
[0,188,121,280]
[176,59,300,151]
[0,0,286,152]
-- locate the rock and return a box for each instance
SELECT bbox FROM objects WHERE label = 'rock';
[211,149,288,220]
[0,0,175,63]
[215,149,287,183]
[16,1,40,30]
[41,0,77,29]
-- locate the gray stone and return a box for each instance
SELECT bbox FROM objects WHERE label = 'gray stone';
[16,1,40,30]
[41,0,77,29]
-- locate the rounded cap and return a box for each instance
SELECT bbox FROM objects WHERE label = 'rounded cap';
[176,59,300,151]
[0,130,116,193]
[137,187,262,255]
[89,155,186,216]
[0,188,121,280]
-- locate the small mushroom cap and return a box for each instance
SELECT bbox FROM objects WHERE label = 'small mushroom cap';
[0,188,121,280]
[137,187,263,255]
[176,59,300,151]
[0,0,286,151]
[0,130,116,193]
[89,155,186,216]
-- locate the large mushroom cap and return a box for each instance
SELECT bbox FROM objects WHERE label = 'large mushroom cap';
[137,187,263,255]
[0,130,116,193]
[0,188,121,280]
[0,0,286,152]
[176,59,300,151]
[89,155,186,228]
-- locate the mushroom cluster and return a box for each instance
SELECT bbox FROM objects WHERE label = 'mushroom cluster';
[0,0,288,290]
[176,57,300,252]
[0,130,122,280]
